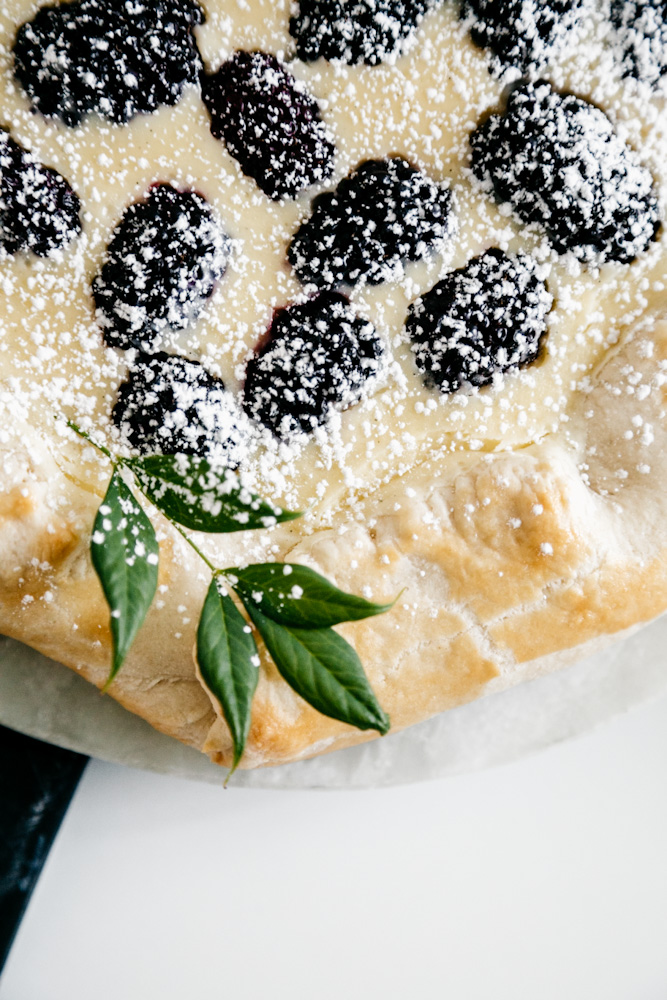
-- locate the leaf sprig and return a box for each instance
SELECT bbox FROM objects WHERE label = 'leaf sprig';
[68,421,392,778]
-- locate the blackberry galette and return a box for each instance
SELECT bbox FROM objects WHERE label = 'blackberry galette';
[0,0,666,770]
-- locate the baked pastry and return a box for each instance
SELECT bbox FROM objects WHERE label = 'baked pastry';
[1,0,666,769]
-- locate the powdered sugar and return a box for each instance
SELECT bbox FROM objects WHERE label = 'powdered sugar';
[13,0,204,125]
[290,0,432,66]
[471,81,660,264]
[93,183,231,351]
[408,249,552,392]
[462,0,585,78]
[610,0,667,87]
[0,128,81,256]
[0,0,664,528]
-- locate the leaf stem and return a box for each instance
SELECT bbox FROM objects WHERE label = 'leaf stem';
[66,419,115,461]
[67,418,221,577]
[168,517,219,575]
[128,464,220,574]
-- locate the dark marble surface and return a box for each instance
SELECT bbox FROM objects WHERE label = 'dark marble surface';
[0,725,88,973]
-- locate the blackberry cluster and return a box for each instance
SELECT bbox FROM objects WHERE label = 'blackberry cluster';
[471,82,660,264]
[288,157,453,289]
[290,0,431,65]
[113,352,247,464]
[13,0,203,127]
[243,292,383,439]
[0,130,81,257]
[461,0,582,74]
[93,185,230,352]
[407,249,552,393]
[202,50,335,200]
[610,0,667,86]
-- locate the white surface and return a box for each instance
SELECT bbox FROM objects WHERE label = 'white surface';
[2,691,667,1000]
[2,613,667,786]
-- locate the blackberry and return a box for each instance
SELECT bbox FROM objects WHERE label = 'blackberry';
[288,157,453,289]
[13,0,203,127]
[202,51,335,201]
[407,249,552,393]
[93,185,230,352]
[470,81,660,264]
[243,291,383,439]
[461,0,583,74]
[610,0,667,86]
[0,130,81,257]
[290,0,431,65]
[113,352,248,464]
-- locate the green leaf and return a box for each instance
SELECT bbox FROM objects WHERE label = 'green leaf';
[241,602,390,736]
[196,578,260,776]
[230,563,395,629]
[90,468,159,687]
[127,454,301,534]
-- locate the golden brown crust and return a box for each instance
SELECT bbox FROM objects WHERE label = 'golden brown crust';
[2,311,667,768]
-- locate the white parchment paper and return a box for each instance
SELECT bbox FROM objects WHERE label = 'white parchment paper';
[1,619,667,788]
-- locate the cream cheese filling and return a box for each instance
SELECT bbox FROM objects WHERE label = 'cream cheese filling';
[0,0,666,520]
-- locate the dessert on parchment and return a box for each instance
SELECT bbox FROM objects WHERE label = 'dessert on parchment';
[0,0,666,768]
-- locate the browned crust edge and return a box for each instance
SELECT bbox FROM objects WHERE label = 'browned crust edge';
[2,313,667,768]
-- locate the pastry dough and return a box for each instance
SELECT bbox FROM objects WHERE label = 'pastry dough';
[1,0,666,767]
